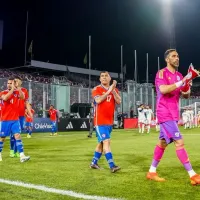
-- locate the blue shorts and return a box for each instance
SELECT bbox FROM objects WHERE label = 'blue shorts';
[51,121,57,133]
[25,122,33,127]
[51,121,57,127]
[95,125,112,143]
[0,120,21,137]
[159,120,182,144]
[19,116,25,130]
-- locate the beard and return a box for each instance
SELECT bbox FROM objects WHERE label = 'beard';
[170,61,179,68]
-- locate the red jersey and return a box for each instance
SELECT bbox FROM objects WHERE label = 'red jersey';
[18,87,29,117]
[0,90,20,121]
[25,109,35,122]
[49,109,57,121]
[0,92,2,118]
[92,85,118,126]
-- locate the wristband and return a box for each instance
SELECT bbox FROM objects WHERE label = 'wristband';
[175,80,183,88]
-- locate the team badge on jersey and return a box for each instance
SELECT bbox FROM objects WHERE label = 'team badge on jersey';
[177,75,180,81]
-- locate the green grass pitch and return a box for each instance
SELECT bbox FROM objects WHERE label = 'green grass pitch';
[1,127,200,200]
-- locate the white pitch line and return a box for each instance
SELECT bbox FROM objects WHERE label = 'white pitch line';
[0,178,123,200]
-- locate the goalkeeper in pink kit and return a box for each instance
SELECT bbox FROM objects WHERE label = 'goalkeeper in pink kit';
[147,49,200,185]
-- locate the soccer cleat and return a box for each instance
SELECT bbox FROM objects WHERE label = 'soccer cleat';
[0,153,2,161]
[10,150,15,158]
[87,135,92,138]
[146,172,166,182]
[53,133,58,136]
[50,133,53,136]
[190,174,200,185]
[14,152,20,158]
[20,155,30,163]
[90,163,102,170]
[111,165,121,173]
[27,134,31,138]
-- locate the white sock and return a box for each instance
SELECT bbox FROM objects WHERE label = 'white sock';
[156,125,159,131]
[20,152,25,157]
[188,169,196,178]
[142,124,145,133]
[149,166,157,173]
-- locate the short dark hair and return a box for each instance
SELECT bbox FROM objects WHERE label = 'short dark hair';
[8,76,14,81]
[100,71,110,76]
[164,49,177,60]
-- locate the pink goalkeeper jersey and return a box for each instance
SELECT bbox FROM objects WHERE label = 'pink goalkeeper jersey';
[155,67,183,123]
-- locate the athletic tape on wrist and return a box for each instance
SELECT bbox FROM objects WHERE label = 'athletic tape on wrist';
[175,80,183,88]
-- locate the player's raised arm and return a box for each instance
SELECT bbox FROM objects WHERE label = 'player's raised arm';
[22,87,33,117]
[111,80,121,105]
[159,83,180,95]
[26,102,33,118]
[1,80,15,101]
[14,79,25,100]
[112,89,121,104]
[94,86,114,104]
[18,88,25,100]
[159,73,194,95]
[25,109,28,117]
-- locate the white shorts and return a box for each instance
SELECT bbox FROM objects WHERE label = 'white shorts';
[138,118,145,123]
[145,119,151,125]
[183,118,188,124]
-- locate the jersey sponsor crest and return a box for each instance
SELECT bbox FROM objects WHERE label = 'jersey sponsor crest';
[175,132,180,137]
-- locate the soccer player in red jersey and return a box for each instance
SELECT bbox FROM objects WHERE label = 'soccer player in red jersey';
[90,71,121,173]
[0,77,30,162]
[25,104,35,138]
[10,77,32,158]
[47,105,60,136]
[16,77,31,129]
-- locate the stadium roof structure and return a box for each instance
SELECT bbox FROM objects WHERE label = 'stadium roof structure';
[31,60,123,79]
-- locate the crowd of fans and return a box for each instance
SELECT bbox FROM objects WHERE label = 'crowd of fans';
[191,87,200,97]
[0,69,130,89]
[0,69,95,87]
